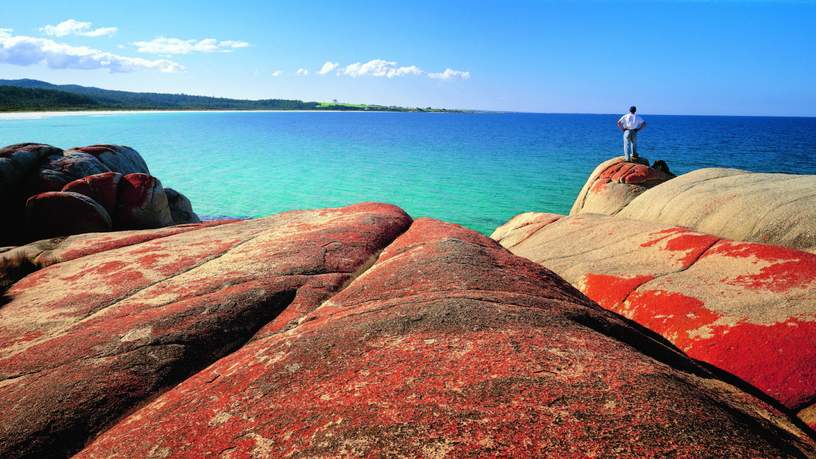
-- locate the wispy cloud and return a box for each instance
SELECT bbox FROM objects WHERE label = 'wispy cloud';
[0,29,182,73]
[41,19,117,38]
[323,59,470,80]
[296,68,309,76]
[318,61,338,75]
[133,37,250,54]
[271,69,283,77]
[341,59,423,78]
[428,68,471,80]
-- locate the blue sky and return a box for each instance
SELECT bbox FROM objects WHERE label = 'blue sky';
[1,0,814,115]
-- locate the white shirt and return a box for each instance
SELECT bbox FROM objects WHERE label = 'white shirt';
[618,113,645,130]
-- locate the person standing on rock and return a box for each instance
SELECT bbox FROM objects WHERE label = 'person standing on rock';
[617,106,646,161]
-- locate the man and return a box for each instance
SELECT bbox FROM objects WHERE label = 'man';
[617,106,646,161]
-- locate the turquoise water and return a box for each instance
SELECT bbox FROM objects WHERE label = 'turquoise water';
[3,112,815,234]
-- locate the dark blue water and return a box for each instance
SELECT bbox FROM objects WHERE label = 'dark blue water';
[2,112,814,234]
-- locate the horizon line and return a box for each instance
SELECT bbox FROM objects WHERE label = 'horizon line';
[3,78,814,119]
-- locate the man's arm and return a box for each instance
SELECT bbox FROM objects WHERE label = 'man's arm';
[617,119,626,132]
[637,120,647,132]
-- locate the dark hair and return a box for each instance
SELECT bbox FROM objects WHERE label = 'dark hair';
[629,106,637,114]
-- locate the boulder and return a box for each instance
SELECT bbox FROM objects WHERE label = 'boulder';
[74,218,816,457]
[570,157,674,216]
[26,151,111,195]
[164,187,201,224]
[617,167,816,252]
[115,173,174,229]
[68,144,149,175]
[62,172,122,216]
[0,143,62,193]
[24,191,112,240]
[0,144,64,244]
[493,212,816,426]
[0,143,198,245]
[0,203,411,458]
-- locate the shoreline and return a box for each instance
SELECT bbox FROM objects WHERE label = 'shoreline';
[2,110,812,120]
[0,109,467,120]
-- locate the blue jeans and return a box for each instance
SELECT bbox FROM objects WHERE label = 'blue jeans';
[623,129,638,160]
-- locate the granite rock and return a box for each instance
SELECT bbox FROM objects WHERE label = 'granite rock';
[115,173,174,229]
[164,187,201,224]
[493,212,816,428]
[570,157,674,216]
[0,203,411,458]
[62,172,123,217]
[618,167,816,252]
[24,191,113,240]
[74,218,816,458]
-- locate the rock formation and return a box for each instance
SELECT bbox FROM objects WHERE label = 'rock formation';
[0,143,199,245]
[62,171,122,217]
[0,144,62,244]
[0,203,411,458]
[494,158,816,431]
[24,191,113,240]
[0,204,814,457]
[570,156,674,216]
[569,159,816,252]
[617,167,816,252]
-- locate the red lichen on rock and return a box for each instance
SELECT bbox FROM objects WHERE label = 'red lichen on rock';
[640,227,720,267]
[622,290,720,350]
[706,240,816,292]
[117,173,154,208]
[596,161,672,187]
[0,331,43,351]
[583,273,654,309]
[76,219,816,458]
[691,318,816,409]
[115,173,173,229]
[62,172,122,216]
[573,159,675,216]
[0,203,412,458]
[591,179,609,192]
[54,220,236,265]
[74,145,118,155]
[624,286,816,411]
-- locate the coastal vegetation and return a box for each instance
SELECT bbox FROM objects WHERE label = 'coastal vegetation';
[0,79,455,112]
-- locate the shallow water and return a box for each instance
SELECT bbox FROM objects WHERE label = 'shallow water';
[3,112,815,234]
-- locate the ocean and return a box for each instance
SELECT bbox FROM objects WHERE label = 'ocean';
[3,111,815,234]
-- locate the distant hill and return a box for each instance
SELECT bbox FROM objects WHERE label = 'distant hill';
[0,79,452,112]
[0,86,101,111]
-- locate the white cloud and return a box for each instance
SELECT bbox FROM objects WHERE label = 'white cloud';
[0,31,183,73]
[318,61,338,75]
[133,37,250,54]
[271,69,283,77]
[41,19,117,38]
[296,68,309,76]
[341,59,424,78]
[428,68,471,80]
